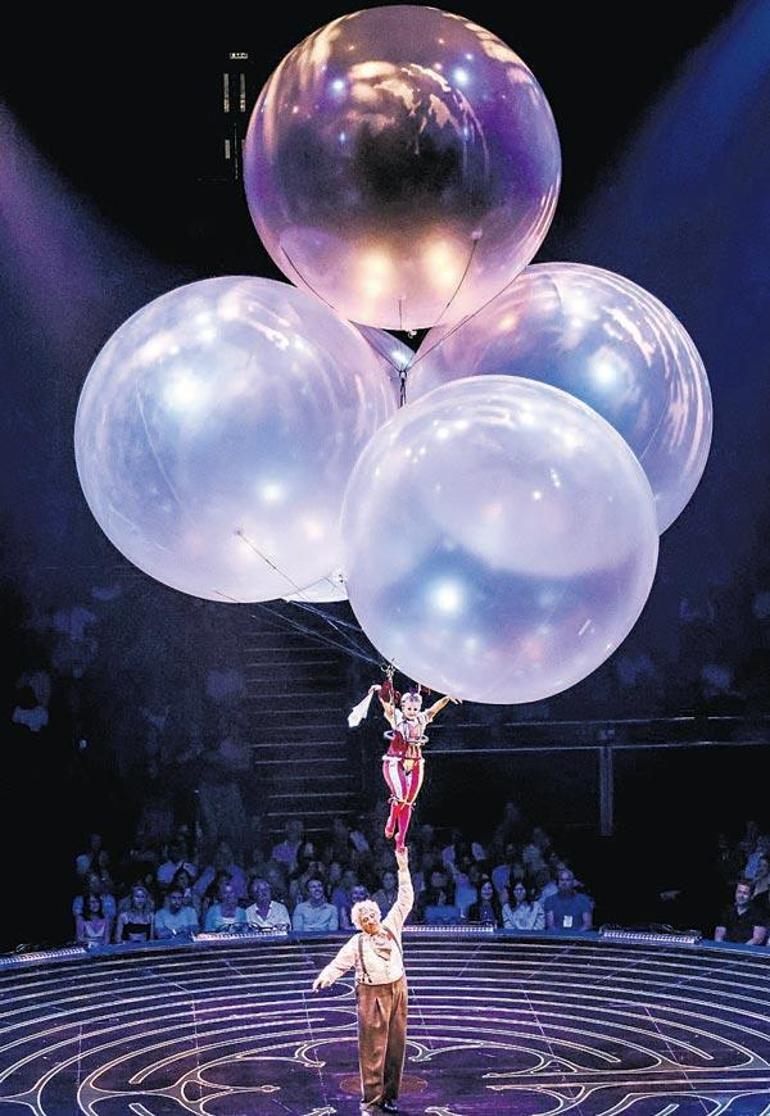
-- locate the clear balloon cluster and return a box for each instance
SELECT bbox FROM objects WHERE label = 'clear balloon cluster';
[74,6,711,705]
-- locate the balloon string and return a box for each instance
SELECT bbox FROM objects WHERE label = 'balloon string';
[212,586,382,667]
[224,531,383,665]
[406,252,528,373]
[234,528,307,595]
[280,244,413,380]
[403,234,481,378]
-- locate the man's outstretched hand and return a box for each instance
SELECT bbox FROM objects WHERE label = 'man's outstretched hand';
[312,973,333,992]
[395,846,409,870]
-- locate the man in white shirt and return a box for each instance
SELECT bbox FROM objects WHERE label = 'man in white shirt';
[245,878,291,931]
[313,847,412,1114]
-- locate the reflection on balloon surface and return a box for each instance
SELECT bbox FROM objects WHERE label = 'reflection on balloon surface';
[342,377,658,704]
[75,277,395,603]
[411,263,712,531]
[245,5,560,330]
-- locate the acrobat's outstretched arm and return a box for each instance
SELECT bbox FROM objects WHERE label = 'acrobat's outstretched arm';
[371,683,397,728]
[425,694,462,722]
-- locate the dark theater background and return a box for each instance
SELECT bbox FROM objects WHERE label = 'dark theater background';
[2,1,769,953]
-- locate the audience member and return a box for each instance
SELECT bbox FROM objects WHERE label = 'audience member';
[154,887,199,939]
[372,870,398,919]
[194,843,247,903]
[73,872,117,931]
[204,881,247,932]
[170,867,200,913]
[341,883,370,931]
[503,882,546,930]
[115,885,154,943]
[157,839,197,887]
[76,894,110,947]
[293,879,339,932]
[467,879,503,926]
[544,869,593,931]
[271,819,305,872]
[245,878,291,931]
[714,881,767,946]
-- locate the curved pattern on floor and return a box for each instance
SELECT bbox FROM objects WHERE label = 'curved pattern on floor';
[1,935,769,1115]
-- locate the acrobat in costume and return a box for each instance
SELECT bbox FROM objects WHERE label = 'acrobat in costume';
[381,692,429,853]
[347,679,458,852]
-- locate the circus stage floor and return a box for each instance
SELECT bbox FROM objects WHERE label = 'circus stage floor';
[1,932,769,1115]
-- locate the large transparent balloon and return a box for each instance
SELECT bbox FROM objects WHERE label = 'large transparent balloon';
[75,277,396,603]
[244,6,561,331]
[410,263,712,532]
[280,326,413,604]
[341,377,659,704]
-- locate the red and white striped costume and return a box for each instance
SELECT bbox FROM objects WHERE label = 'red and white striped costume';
[382,708,429,851]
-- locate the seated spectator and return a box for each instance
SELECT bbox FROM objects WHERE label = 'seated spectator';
[534,867,558,903]
[115,885,154,943]
[117,872,157,915]
[170,867,200,914]
[490,844,518,897]
[544,869,593,931]
[271,819,305,872]
[324,861,343,899]
[451,860,481,918]
[154,887,199,939]
[372,870,398,919]
[195,842,247,903]
[124,828,159,883]
[417,868,455,920]
[714,880,767,946]
[423,903,460,925]
[503,882,546,930]
[73,872,117,932]
[289,857,327,908]
[245,878,291,931]
[157,839,197,887]
[341,884,370,931]
[204,881,247,932]
[330,868,358,924]
[76,894,110,947]
[466,878,503,926]
[293,879,339,932]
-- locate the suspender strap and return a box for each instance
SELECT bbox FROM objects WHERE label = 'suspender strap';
[357,932,371,983]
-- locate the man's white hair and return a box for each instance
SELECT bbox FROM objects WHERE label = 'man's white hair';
[351,899,381,929]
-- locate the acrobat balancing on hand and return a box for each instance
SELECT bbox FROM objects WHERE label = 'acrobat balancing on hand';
[349,674,460,852]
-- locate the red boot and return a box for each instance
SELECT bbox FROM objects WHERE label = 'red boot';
[395,803,413,853]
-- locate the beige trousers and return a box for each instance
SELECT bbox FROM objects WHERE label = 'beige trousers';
[356,975,408,1108]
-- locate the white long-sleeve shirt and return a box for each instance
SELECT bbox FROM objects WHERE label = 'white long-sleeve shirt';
[317,864,413,986]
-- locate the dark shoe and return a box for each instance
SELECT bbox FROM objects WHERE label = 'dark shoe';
[381,1102,399,1113]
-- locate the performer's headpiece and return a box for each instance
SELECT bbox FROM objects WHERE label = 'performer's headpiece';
[400,690,423,708]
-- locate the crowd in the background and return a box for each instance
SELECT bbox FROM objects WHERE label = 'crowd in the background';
[70,802,598,948]
[66,812,770,951]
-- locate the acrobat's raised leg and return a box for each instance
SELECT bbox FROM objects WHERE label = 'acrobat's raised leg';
[382,757,425,850]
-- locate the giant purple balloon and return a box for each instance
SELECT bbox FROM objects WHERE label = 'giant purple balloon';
[341,376,659,705]
[244,6,561,331]
[75,277,395,603]
[410,263,712,532]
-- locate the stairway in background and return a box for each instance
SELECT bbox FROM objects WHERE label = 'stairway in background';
[239,609,365,840]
